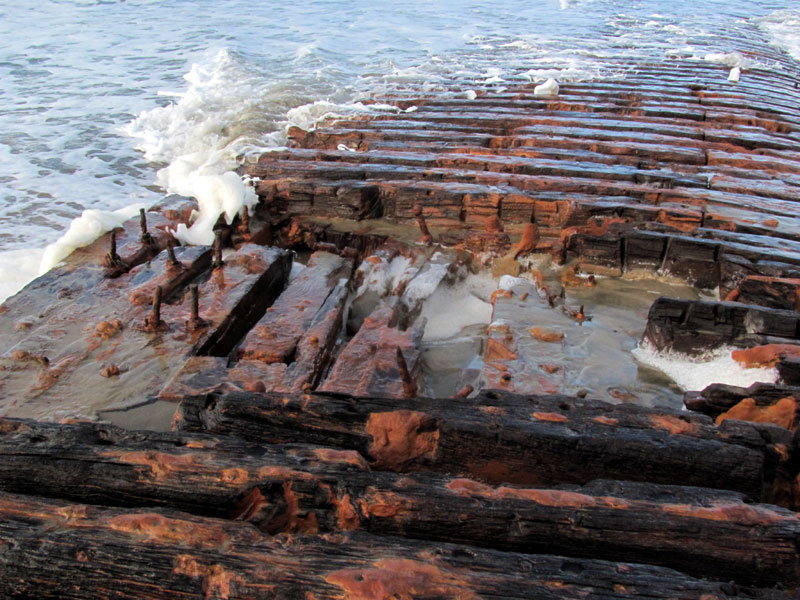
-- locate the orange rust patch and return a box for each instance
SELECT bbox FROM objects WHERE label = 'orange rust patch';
[483,338,517,362]
[335,494,360,530]
[478,405,507,416]
[94,319,123,340]
[724,287,740,302]
[255,465,312,481]
[110,451,204,481]
[366,410,439,470]
[496,487,601,509]
[281,480,319,534]
[360,489,409,519]
[173,556,235,600]
[656,209,701,233]
[100,364,120,378]
[110,514,228,548]
[220,468,249,485]
[490,289,513,306]
[762,219,779,228]
[539,364,561,374]
[184,440,210,449]
[447,478,628,510]
[650,415,698,435]
[325,558,478,600]
[716,397,798,431]
[512,223,539,259]
[661,502,789,525]
[446,478,494,497]
[311,448,369,470]
[560,264,596,288]
[532,411,568,423]
[731,344,800,368]
[529,327,564,343]
[593,416,619,426]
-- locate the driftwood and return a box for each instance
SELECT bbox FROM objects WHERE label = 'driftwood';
[0,419,799,587]
[174,389,781,501]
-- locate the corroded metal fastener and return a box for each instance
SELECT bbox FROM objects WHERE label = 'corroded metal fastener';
[212,233,224,269]
[139,208,154,246]
[396,347,417,398]
[413,203,433,246]
[103,230,124,268]
[165,239,179,268]
[186,284,208,332]
[144,286,166,332]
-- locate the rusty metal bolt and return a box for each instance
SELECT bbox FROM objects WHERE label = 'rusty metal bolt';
[144,286,166,332]
[104,230,124,268]
[186,284,208,332]
[166,239,180,268]
[212,232,224,269]
[139,208,154,246]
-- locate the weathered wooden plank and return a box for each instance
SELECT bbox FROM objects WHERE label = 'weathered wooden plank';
[685,382,800,419]
[318,303,425,397]
[0,418,798,587]
[642,298,800,355]
[175,389,774,500]
[189,244,293,357]
[0,246,210,418]
[3,491,788,600]
[237,250,351,365]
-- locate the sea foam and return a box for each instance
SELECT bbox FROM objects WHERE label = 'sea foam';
[633,341,779,392]
[38,204,146,275]
[757,9,800,62]
[126,57,403,247]
[124,49,268,247]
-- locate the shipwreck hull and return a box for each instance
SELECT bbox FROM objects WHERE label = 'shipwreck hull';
[1,49,800,597]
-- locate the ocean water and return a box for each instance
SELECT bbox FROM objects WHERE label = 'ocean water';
[0,0,798,303]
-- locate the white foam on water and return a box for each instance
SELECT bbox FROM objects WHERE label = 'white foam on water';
[420,272,495,341]
[403,261,451,303]
[0,248,45,304]
[38,203,146,276]
[757,9,800,62]
[288,260,306,283]
[285,100,402,132]
[534,78,560,96]
[498,274,534,291]
[124,49,274,247]
[633,341,779,392]
[560,0,597,10]
[355,255,415,298]
[704,51,750,68]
